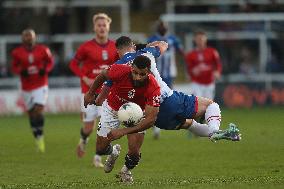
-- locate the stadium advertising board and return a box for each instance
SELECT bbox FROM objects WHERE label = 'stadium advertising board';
[0,82,284,115]
[215,82,284,108]
[0,88,81,115]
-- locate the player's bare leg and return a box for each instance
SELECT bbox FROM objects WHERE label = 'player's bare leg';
[94,134,120,172]
[117,133,144,184]
[76,118,94,158]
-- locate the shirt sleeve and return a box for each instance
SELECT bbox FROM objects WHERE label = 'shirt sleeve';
[141,47,161,58]
[145,76,161,107]
[10,50,21,74]
[173,36,183,51]
[44,47,54,72]
[69,45,86,77]
[147,36,153,43]
[212,49,222,73]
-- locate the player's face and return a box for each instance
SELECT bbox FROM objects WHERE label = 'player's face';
[22,31,36,46]
[194,34,207,48]
[157,23,167,36]
[131,65,149,87]
[93,18,110,39]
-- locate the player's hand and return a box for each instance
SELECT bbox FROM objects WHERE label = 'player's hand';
[39,69,46,76]
[214,71,221,80]
[82,76,94,87]
[20,69,29,77]
[84,92,96,108]
[107,129,125,141]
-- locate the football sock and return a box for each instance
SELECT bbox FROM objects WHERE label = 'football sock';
[125,153,141,169]
[80,128,89,142]
[94,154,102,162]
[205,102,221,132]
[153,126,160,137]
[30,115,44,138]
[96,144,113,155]
[198,114,205,123]
[188,120,211,137]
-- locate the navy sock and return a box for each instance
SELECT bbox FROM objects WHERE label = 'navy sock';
[30,115,44,138]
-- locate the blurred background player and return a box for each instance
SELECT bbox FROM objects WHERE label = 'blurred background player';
[185,30,222,100]
[69,13,118,167]
[10,28,54,153]
[147,20,184,88]
[147,20,184,139]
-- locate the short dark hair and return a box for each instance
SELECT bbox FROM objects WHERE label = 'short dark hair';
[135,43,147,51]
[133,55,151,70]
[115,36,133,49]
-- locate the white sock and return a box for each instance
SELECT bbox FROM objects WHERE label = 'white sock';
[94,154,101,162]
[205,102,221,132]
[153,126,160,135]
[188,120,212,137]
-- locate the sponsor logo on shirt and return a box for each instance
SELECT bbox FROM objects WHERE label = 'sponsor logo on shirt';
[27,65,38,74]
[92,65,110,74]
[28,54,34,64]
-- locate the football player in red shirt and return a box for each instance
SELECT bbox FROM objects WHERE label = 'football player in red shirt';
[11,28,54,153]
[84,55,161,183]
[69,13,118,166]
[185,30,222,100]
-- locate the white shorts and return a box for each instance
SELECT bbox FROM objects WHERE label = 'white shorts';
[189,82,215,100]
[97,100,146,137]
[81,94,101,122]
[22,86,48,111]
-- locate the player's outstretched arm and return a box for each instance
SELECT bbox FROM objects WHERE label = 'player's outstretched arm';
[84,69,109,107]
[107,105,159,141]
[147,41,168,55]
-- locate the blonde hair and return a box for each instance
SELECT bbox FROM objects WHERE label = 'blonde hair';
[22,28,36,35]
[93,13,112,24]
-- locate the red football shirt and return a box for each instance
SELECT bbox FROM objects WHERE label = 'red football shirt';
[11,44,54,91]
[185,47,222,85]
[69,39,119,93]
[107,64,161,111]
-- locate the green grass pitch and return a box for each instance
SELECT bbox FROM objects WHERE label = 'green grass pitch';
[0,107,283,189]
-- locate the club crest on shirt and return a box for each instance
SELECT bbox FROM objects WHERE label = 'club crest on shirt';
[102,50,109,60]
[128,89,135,99]
[153,95,161,106]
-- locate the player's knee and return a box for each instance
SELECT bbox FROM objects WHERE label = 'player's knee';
[96,144,112,156]
[33,104,44,113]
[125,153,141,169]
